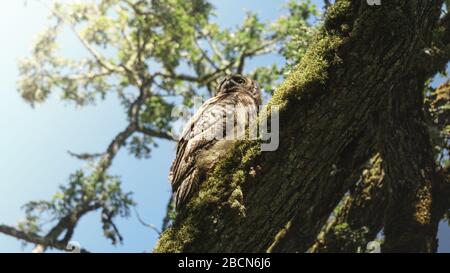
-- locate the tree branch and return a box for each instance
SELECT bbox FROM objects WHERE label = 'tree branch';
[0,224,90,253]
[155,0,443,253]
[37,0,130,76]
[310,154,386,253]
[136,127,175,141]
[133,207,161,235]
[5,82,157,252]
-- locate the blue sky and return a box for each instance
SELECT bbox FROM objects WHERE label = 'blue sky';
[0,0,449,253]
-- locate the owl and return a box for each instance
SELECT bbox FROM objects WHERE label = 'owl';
[169,75,261,210]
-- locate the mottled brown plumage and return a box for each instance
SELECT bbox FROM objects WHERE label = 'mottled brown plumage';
[169,75,261,210]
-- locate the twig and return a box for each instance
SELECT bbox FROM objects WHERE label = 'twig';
[133,207,161,235]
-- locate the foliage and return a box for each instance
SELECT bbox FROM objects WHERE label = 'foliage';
[20,170,133,245]
[12,0,318,250]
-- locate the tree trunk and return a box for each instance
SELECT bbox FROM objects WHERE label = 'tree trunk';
[377,77,441,252]
[154,0,445,253]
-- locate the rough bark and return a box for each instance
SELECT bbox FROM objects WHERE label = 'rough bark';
[154,0,445,253]
[312,80,450,253]
[311,154,386,253]
[377,77,441,252]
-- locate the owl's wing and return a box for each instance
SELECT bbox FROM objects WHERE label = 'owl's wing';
[169,92,259,208]
[169,94,227,206]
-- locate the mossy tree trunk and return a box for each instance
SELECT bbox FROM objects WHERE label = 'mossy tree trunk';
[155,0,449,253]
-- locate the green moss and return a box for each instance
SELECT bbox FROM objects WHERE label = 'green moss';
[154,0,357,253]
[228,186,246,216]
[268,1,352,110]
[153,140,261,252]
[154,222,198,253]
[266,220,292,253]
[322,223,369,253]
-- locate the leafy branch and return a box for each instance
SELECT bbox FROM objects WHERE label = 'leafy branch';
[2,0,318,252]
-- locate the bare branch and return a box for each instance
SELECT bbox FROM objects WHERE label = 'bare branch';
[193,28,220,71]
[137,127,175,141]
[236,40,277,74]
[0,224,90,253]
[133,208,161,235]
[97,122,137,174]
[204,33,226,62]
[155,61,234,85]
[67,151,103,161]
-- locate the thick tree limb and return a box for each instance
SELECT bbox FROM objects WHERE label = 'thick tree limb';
[311,79,450,253]
[155,0,444,253]
[379,107,442,252]
[311,154,386,253]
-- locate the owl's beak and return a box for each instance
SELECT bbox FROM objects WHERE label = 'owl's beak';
[218,78,233,92]
[218,75,247,94]
[222,76,244,90]
[223,79,237,89]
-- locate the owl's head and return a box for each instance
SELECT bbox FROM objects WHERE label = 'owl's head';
[217,74,261,103]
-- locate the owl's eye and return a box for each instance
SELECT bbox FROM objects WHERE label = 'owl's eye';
[232,76,246,84]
